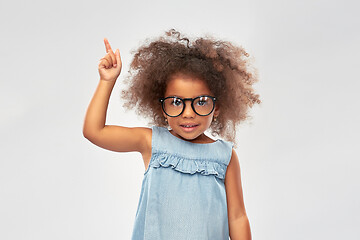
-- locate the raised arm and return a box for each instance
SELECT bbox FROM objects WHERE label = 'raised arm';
[82,38,151,154]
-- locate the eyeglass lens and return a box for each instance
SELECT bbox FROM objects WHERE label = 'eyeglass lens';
[163,96,214,116]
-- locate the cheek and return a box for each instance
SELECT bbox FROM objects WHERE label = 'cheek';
[197,116,214,127]
[167,117,177,125]
[206,117,213,125]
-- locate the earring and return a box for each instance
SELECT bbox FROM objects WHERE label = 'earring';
[165,118,168,123]
[213,116,217,122]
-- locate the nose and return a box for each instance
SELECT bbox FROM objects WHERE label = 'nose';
[181,101,196,118]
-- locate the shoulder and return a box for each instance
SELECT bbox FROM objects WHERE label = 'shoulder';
[225,149,240,183]
[123,126,153,154]
[217,140,234,165]
[230,148,238,162]
[142,125,167,152]
[117,126,152,154]
[141,126,153,151]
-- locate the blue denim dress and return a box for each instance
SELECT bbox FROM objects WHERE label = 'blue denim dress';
[131,126,233,240]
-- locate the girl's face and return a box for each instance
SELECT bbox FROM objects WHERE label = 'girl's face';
[162,73,219,143]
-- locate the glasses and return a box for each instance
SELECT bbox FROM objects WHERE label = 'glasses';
[159,95,216,117]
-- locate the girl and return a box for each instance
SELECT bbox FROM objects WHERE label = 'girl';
[83,29,260,240]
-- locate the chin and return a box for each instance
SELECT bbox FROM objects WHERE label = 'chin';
[181,132,204,142]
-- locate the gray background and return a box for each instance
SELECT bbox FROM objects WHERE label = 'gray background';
[1,0,359,239]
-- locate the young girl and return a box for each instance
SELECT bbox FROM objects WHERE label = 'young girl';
[83,29,260,240]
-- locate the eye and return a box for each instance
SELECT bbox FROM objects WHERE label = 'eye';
[171,98,182,106]
[196,97,209,106]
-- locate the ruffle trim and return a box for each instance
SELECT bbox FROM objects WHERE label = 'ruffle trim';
[149,152,227,179]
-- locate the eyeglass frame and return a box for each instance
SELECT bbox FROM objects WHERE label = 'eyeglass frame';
[159,95,217,117]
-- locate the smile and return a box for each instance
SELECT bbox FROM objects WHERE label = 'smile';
[180,124,199,132]
[181,124,198,127]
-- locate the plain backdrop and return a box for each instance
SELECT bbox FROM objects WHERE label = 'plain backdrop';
[1,0,359,239]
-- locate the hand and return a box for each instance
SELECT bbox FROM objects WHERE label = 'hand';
[98,38,122,82]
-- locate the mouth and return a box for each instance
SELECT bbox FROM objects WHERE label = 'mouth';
[180,124,199,132]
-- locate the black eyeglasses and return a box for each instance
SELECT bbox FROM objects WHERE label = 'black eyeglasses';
[159,95,216,117]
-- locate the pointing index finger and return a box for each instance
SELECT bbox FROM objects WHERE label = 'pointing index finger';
[104,38,112,53]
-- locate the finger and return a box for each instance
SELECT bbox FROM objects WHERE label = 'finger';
[115,49,121,67]
[103,53,113,66]
[99,57,111,69]
[103,38,116,67]
[104,38,113,53]
[108,50,117,67]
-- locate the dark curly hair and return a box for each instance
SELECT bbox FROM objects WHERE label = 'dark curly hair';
[121,29,261,144]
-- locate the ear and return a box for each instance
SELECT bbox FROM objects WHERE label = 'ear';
[161,107,165,116]
[161,109,168,120]
[213,104,220,117]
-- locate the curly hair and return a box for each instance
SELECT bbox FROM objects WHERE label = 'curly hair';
[121,29,261,144]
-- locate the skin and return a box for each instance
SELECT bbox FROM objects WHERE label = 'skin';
[83,39,251,240]
[163,73,220,144]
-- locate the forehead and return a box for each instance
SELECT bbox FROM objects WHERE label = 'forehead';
[164,74,213,98]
